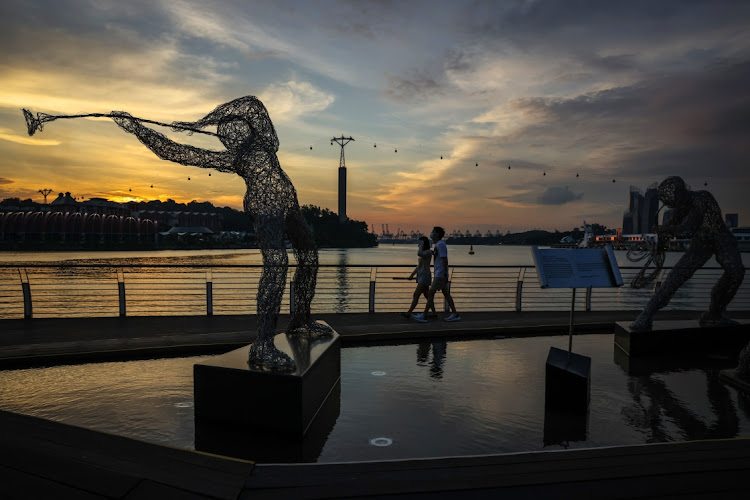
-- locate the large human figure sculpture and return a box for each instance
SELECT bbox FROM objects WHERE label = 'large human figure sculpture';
[630,176,745,331]
[110,97,332,370]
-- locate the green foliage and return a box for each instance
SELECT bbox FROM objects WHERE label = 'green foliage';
[300,205,378,248]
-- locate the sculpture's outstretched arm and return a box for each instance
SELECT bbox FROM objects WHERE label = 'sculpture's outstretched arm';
[112,112,234,173]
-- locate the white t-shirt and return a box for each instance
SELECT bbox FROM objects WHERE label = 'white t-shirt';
[433,239,448,278]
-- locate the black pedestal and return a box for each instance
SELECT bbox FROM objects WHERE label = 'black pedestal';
[614,320,750,357]
[545,346,591,412]
[194,323,341,438]
[195,380,341,462]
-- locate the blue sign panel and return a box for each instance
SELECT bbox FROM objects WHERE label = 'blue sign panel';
[531,245,623,289]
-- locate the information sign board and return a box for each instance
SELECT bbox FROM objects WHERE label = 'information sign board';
[531,245,623,289]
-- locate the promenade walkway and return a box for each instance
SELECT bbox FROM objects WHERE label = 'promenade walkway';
[2,310,750,498]
[2,309,742,368]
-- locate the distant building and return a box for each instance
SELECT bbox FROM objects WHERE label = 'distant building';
[641,183,659,233]
[726,213,739,229]
[133,210,222,233]
[50,192,129,217]
[622,183,658,234]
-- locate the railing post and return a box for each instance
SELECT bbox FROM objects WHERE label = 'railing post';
[117,268,126,317]
[289,281,295,315]
[19,268,32,319]
[206,270,213,316]
[516,268,525,312]
[585,286,592,312]
[445,267,454,312]
[369,268,377,313]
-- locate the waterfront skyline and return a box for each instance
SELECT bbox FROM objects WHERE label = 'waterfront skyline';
[1,1,749,234]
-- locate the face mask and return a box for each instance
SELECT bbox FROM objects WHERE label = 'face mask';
[429,232,435,240]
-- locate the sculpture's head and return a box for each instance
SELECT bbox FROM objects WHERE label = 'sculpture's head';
[658,176,688,208]
[188,96,279,153]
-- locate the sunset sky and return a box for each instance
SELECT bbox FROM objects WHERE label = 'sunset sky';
[1,0,749,235]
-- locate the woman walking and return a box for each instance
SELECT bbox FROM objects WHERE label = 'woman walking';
[401,236,437,318]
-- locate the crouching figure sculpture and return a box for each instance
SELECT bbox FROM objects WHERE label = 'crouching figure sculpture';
[629,176,745,331]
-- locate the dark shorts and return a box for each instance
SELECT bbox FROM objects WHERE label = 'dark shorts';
[430,277,448,292]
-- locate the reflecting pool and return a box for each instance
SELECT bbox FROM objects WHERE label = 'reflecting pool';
[0,334,748,463]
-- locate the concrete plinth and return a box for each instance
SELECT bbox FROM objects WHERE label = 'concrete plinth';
[195,380,340,462]
[545,346,591,412]
[194,323,340,438]
[614,320,750,357]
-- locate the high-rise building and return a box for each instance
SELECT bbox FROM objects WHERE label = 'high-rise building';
[622,183,658,234]
[641,183,659,233]
[623,186,643,234]
[726,213,739,229]
[622,211,635,234]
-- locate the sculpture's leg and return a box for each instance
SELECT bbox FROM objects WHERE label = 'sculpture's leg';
[285,210,333,339]
[737,342,750,380]
[702,233,745,326]
[630,247,711,331]
[248,216,295,371]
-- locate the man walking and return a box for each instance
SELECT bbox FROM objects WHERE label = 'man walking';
[413,226,461,322]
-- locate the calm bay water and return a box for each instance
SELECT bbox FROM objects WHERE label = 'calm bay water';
[2,244,748,267]
[1,246,747,318]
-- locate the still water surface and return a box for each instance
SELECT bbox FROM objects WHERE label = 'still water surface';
[3,245,749,267]
[0,334,748,463]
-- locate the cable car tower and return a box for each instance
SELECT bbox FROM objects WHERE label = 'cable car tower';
[331,135,354,224]
[38,188,53,204]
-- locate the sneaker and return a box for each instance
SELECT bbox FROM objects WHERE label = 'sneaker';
[444,313,462,322]
[412,313,428,323]
[399,312,410,319]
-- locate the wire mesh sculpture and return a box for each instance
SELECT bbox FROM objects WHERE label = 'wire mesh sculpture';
[629,176,745,331]
[24,96,332,371]
[626,233,667,289]
[738,342,750,381]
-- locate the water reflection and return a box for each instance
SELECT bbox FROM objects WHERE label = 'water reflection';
[622,369,740,443]
[335,250,349,313]
[417,341,447,379]
[2,335,750,464]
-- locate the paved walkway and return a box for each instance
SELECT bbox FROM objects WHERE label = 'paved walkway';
[2,309,739,368]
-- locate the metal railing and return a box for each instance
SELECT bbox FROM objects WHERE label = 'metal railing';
[0,264,748,320]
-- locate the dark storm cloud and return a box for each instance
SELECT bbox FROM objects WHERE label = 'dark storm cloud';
[537,186,583,205]
[462,0,750,47]
[506,59,750,180]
